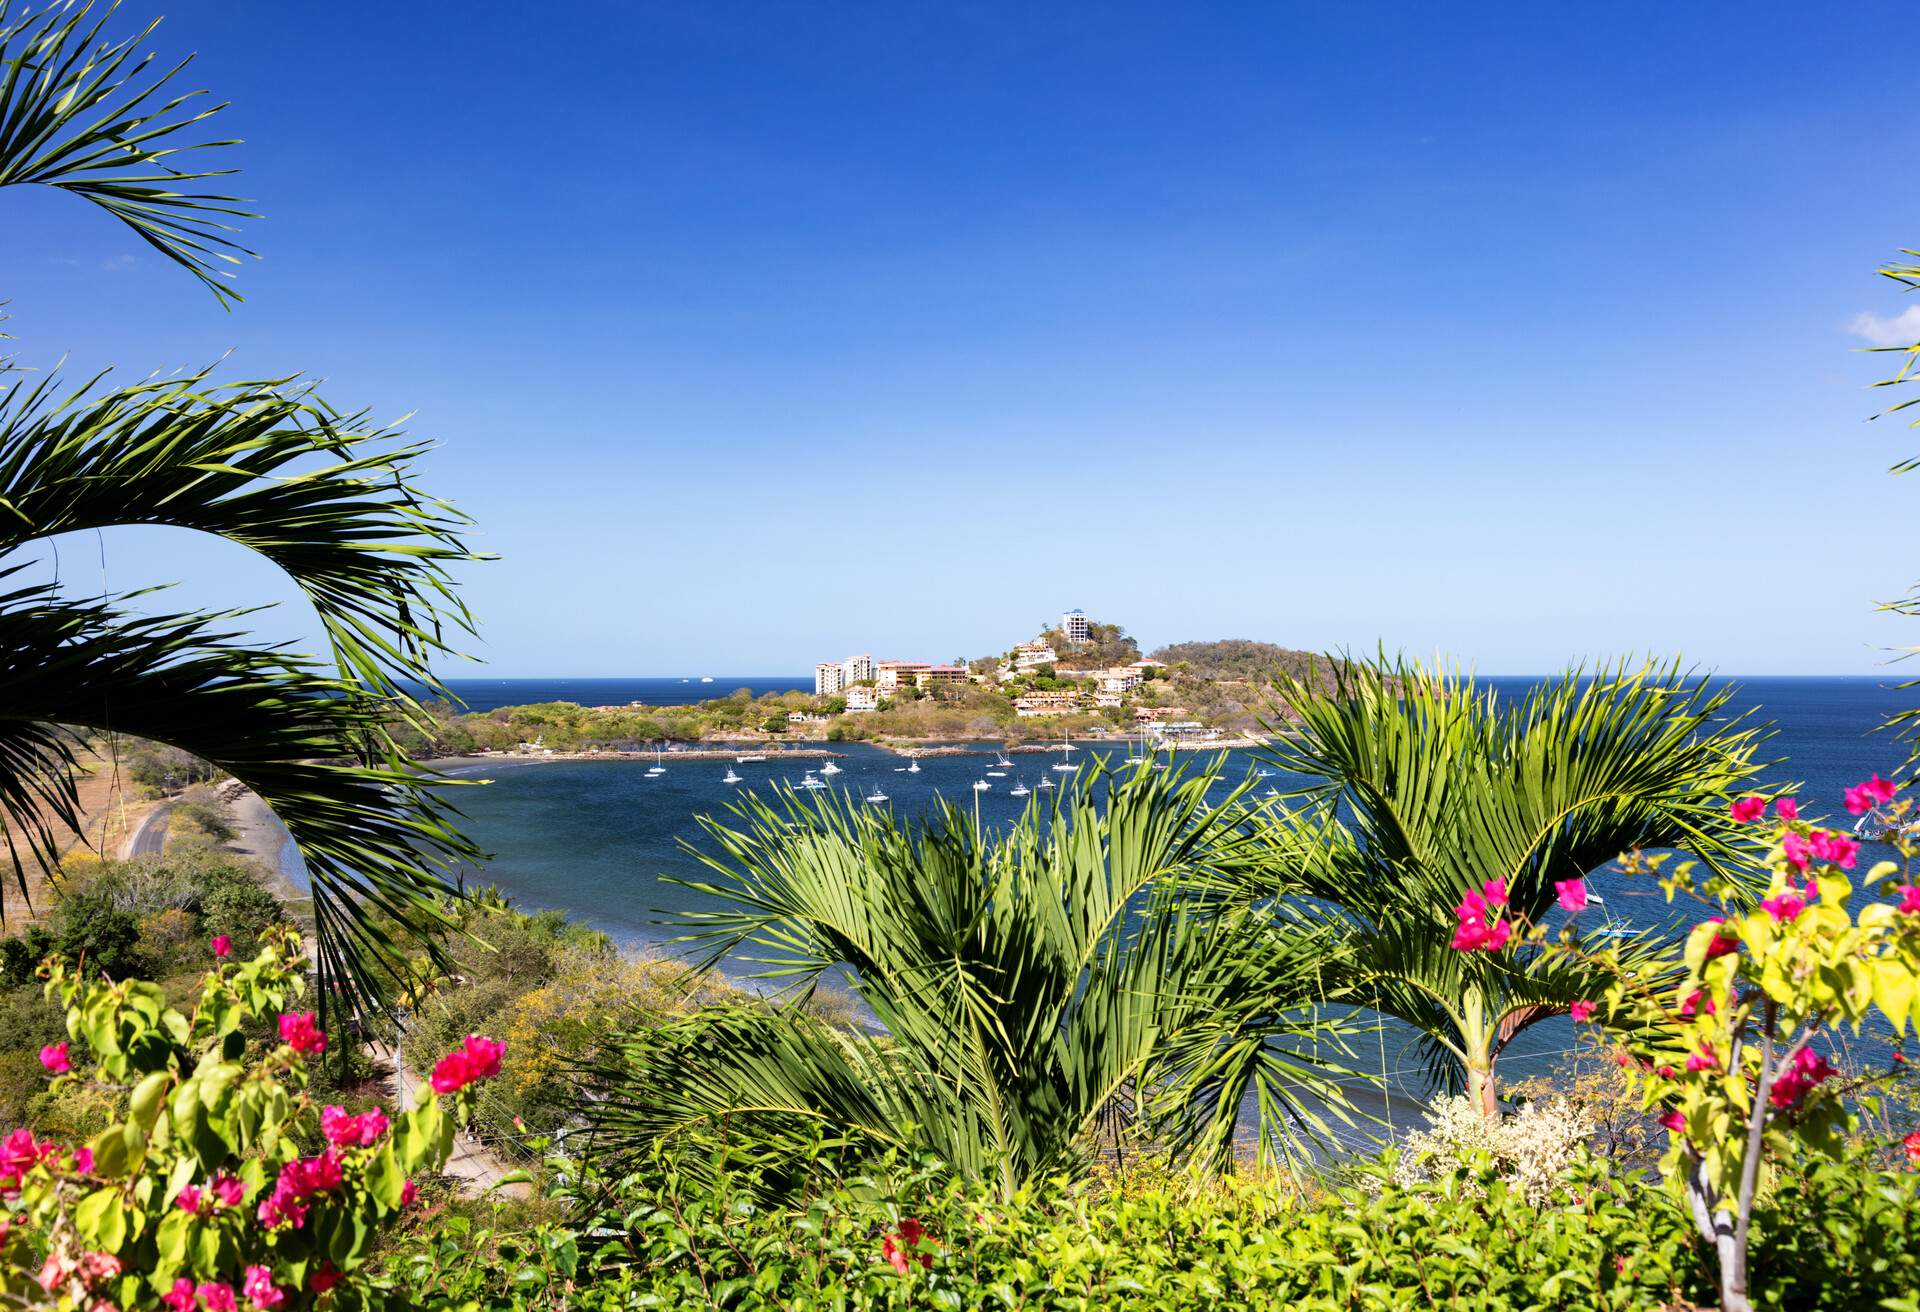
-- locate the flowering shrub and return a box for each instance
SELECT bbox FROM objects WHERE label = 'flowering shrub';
[1454,778,1920,1312]
[1389,1093,1593,1205]
[0,928,505,1309]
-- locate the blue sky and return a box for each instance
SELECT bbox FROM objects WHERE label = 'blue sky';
[11,1,1920,675]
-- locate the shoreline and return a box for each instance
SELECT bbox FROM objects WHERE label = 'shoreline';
[424,735,1271,773]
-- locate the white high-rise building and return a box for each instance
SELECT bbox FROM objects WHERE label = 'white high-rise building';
[815,661,846,696]
[842,653,874,685]
[1062,609,1090,644]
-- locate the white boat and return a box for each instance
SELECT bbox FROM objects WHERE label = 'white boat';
[723,769,743,784]
[893,767,906,773]
[865,788,890,803]
[972,780,991,792]
[736,754,767,763]
[1038,776,1056,790]
[986,770,1006,778]
[906,761,921,774]
[995,752,1014,768]
[797,772,827,791]
[700,677,713,683]
[820,760,842,776]
[1010,781,1031,797]
[645,767,665,777]
[1051,737,1076,771]
[1050,759,1076,773]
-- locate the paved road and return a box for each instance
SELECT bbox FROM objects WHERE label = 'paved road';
[124,804,172,857]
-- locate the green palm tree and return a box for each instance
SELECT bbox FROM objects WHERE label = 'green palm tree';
[584,765,1360,1197]
[0,1,486,1008]
[1242,658,1766,1117]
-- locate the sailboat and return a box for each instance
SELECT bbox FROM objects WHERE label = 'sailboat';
[722,767,743,784]
[1050,737,1077,772]
[906,760,921,774]
[646,745,666,777]
[820,759,842,776]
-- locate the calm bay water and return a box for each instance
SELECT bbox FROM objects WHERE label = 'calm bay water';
[421,674,1914,1125]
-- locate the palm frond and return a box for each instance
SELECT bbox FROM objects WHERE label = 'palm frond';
[0,367,488,720]
[0,574,478,1015]
[1245,655,1769,1100]
[590,764,1359,1195]
[0,0,255,302]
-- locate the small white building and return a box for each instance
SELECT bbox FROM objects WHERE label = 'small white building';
[844,685,880,713]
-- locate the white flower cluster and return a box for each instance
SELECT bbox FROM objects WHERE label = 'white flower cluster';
[1390,1095,1593,1205]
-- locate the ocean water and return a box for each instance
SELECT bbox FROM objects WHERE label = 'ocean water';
[439,675,1917,950]
[356,674,1917,1131]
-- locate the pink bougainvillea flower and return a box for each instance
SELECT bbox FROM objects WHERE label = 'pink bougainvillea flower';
[72,1147,93,1174]
[35,1252,71,1293]
[38,1042,70,1075]
[1555,878,1588,913]
[1568,1000,1595,1022]
[210,935,232,958]
[1809,831,1859,870]
[1686,1046,1719,1072]
[400,1178,419,1207]
[882,1217,934,1275]
[1761,890,1807,923]
[1773,797,1798,821]
[1845,775,1898,815]
[1482,877,1508,906]
[1678,989,1717,1019]
[1729,796,1768,824]
[308,1265,341,1294]
[197,1283,239,1312]
[1449,886,1511,952]
[321,1105,390,1148]
[1699,920,1740,960]
[1899,884,1920,916]
[429,1034,507,1094]
[1905,1131,1920,1163]
[1658,1109,1686,1133]
[162,1278,197,1312]
[242,1264,284,1310]
[1658,1064,1677,1079]
[1768,1047,1836,1110]
[175,1183,205,1213]
[211,1172,244,1207]
[1781,832,1812,872]
[277,1012,326,1056]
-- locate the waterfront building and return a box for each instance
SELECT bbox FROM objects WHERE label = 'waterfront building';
[1062,609,1090,644]
[844,685,880,713]
[875,660,931,693]
[842,653,874,685]
[815,661,846,696]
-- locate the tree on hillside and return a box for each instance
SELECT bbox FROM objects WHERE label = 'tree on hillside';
[0,3,486,1012]
[1233,658,1766,1117]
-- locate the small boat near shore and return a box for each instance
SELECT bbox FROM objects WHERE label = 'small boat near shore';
[736,753,767,763]
[722,768,743,784]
